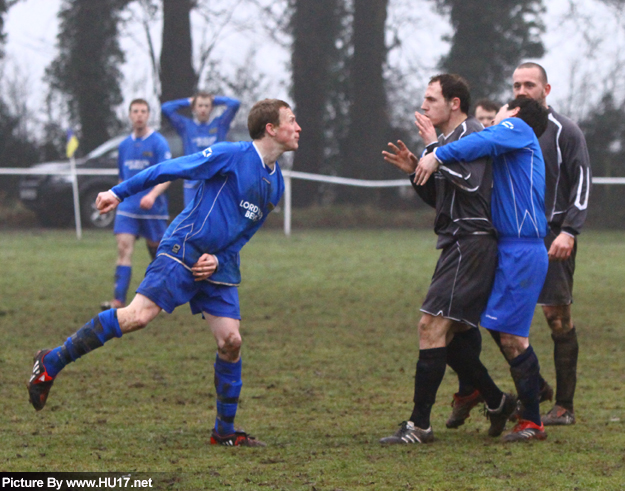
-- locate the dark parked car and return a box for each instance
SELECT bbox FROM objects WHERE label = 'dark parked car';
[19,133,183,228]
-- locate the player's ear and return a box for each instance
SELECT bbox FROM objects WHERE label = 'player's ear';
[450,97,461,111]
[543,83,551,98]
[265,122,277,137]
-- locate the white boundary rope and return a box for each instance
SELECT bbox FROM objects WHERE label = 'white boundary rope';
[1,167,623,237]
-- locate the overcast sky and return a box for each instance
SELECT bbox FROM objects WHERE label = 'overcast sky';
[3,0,625,131]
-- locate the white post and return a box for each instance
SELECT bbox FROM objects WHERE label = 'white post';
[70,155,82,239]
[284,171,292,236]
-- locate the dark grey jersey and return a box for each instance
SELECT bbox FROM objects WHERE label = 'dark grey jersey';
[411,116,496,248]
[539,108,591,235]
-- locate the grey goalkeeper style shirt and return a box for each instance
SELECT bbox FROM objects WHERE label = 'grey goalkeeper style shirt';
[410,115,497,249]
[539,108,591,236]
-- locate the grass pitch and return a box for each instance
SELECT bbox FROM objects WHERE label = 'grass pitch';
[0,228,624,490]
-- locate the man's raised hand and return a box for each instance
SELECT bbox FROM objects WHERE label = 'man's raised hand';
[382,140,419,174]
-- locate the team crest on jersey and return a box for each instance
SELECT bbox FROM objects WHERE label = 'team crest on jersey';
[126,159,150,170]
[195,136,217,148]
[240,200,264,222]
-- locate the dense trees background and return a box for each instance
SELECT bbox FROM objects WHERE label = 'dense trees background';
[0,0,7,58]
[0,0,41,198]
[290,0,340,206]
[45,0,129,153]
[1,0,625,224]
[436,0,545,102]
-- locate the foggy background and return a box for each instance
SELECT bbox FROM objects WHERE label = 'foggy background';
[1,0,625,226]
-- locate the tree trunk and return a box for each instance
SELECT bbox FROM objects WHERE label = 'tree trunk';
[160,0,196,104]
[291,0,339,206]
[342,0,390,203]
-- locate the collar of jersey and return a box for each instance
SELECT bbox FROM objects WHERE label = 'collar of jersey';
[193,116,216,126]
[131,129,155,141]
[252,141,277,175]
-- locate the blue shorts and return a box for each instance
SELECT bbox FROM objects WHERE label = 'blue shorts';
[114,213,168,243]
[480,238,548,338]
[136,255,240,319]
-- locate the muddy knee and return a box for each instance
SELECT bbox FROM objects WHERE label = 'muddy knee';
[218,333,242,362]
[542,305,572,334]
[499,334,528,361]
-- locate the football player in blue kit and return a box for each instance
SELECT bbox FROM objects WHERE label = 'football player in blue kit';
[416,97,551,442]
[162,92,240,206]
[101,98,172,310]
[28,99,300,447]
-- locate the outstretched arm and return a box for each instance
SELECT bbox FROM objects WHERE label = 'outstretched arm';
[111,147,228,202]
[435,119,535,165]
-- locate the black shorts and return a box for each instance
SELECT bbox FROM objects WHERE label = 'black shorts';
[421,234,498,327]
[537,229,577,306]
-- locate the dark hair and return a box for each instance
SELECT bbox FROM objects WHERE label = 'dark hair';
[191,91,214,109]
[248,99,291,140]
[129,98,149,112]
[429,74,471,114]
[516,62,548,85]
[475,98,500,113]
[507,97,549,138]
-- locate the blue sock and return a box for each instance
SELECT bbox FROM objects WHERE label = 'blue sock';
[114,265,132,304]
[214,356,242,436]
[509,345,541,426]
[44,309,123,378]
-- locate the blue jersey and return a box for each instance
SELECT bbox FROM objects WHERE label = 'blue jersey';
[116,131,171,219]
[161,96,240,155]
[435,118,548,239]
[111,141,284,286]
